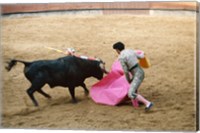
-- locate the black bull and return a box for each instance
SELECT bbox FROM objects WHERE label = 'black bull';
[5,56,107,106]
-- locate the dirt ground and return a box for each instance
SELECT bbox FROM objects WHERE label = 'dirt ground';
[1,14,197,131]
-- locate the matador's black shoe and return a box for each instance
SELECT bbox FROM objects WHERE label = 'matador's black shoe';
[145,102,153,111]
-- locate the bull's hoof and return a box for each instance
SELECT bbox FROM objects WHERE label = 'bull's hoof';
[47,95,52,99]
[71,100,78,104]
[34,103,39,107]
[84,91,89,96]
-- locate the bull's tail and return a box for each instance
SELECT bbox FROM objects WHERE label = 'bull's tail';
[5,59,31,71]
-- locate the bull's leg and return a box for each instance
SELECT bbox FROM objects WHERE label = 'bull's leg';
[27,87,39,106]
[68,87,77,103]
[27,78,45,106]
[37,89,51,99]
[81,83,89,96]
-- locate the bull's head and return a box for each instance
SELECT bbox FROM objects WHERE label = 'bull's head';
[99,61,109,74]
[94,58,109,80]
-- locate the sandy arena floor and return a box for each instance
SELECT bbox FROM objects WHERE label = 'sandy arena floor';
[1,14,197,131]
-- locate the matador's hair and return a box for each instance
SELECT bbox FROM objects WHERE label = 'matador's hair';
[113,41,125,51]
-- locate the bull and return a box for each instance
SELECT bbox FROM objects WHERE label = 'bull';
[5,55,107,106]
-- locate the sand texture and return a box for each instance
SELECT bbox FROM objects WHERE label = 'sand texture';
[1,14,197,131]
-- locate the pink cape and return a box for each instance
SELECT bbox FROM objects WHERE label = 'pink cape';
[90,60,130,106]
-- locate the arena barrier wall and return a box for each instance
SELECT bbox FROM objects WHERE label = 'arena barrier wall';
[1,2,198,16]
